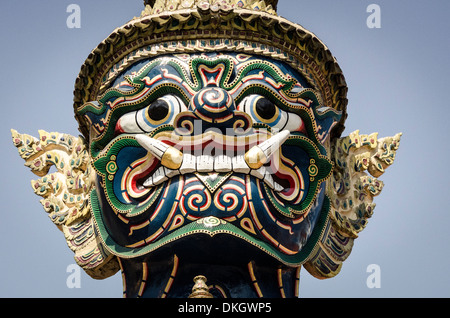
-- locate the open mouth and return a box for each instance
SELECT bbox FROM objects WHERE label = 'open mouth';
[91,126,331,257]
[135,130,293,192]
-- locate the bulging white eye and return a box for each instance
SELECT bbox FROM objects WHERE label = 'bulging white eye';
[237,95,304,132]
[116,95,187,134]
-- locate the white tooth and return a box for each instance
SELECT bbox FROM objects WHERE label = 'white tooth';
[257,130,290,159]
[231,155,250,174]
[136,134,183,170]
[244,130,290,170]
[263,171,275,189]
[250,166,266,180]
[143,176,154,187]
[197,155,214,172]
[165,167,179,178]
[143,167,178,188]
[144,177,153,188]
[274,182,284,192]
[180,154,196,174]
[214,155,232,173]
[135,134,169,160]
[152,166,168,185]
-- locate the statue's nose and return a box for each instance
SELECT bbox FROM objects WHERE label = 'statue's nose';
[190,87,235,124]
[173,86,253,135]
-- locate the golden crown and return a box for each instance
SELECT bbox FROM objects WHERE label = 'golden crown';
[141,0,278,16]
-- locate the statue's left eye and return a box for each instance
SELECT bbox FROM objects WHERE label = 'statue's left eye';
[237,95,305,133]
[255,98,277,121]
[115,95,187,134]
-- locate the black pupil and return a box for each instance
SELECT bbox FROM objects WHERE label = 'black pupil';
[147,99,169,121]
[255,98,276,120]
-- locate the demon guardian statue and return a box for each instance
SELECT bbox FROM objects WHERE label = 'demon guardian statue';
[11,0,401,298]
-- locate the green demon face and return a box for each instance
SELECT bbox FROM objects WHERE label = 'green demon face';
[79,53,341,265]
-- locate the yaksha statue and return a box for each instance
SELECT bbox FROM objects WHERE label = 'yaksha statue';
[11,0,401,298]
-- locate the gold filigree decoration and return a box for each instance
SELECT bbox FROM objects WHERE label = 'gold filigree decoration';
[328,130,402,238]
[141,0,278,17]
[11,129,119,279]
[304,130,402,279]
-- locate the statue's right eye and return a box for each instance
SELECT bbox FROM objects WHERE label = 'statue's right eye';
[147,99,169,122]
[115,95,187,134]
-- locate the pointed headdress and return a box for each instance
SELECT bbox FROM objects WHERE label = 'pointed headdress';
[73,0,348,139]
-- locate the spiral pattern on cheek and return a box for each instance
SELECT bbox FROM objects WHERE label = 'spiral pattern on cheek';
[106,160,118,175]
[181,185,212,214]
[213,181,248,218]
[215,192,238,211]
[308,162,318,178]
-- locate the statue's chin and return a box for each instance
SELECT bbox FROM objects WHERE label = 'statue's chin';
[140,225,288,266]
[117,230,303,298]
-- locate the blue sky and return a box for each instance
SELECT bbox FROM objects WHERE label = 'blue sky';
[1,0,449,298]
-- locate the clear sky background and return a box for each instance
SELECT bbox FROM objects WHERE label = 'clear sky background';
[1,0,449,298]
